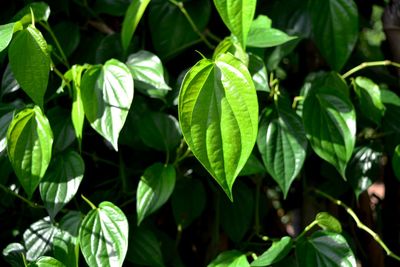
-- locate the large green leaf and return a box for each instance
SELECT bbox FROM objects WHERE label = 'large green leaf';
[296,230,356,267]
[53,230,78,267]
[81,59,134,151]
[178,53,258,200]
[126,50,171,98]
[137,163,176,225]
[247,15,297,48]
[39,151,84,219]
[302,72,356,178]
[251,236,293,266]
[213,36,249,65]
[121,0,150,52]
[208,250,250,267]
[9,26,50,107]
[213,0,256,47]
[7,106,53,198]
[79,201,128,267]
[257,97,307,197]
[308,0,358,70]
[0,22,22,52]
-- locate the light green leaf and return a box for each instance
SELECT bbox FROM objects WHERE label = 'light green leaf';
[31,256,65,267]
[0,22,22,52]
[208,250,250,267]
[81,59,134,151]
[7,106,53,198]
[2,242,25,267]
[12,2,51,24]
[79,201,129,267]
[316,212,342,233]
[40,151,84,219]
[302,72,356,178]
[251,236,293,266]
[247,15,297,48]
[137,163,176,225]
[393,145,400,181]
[9,26,50,107]
[213,0,256,47]
[248,53,269,92]
[121,0,150,52]
[257,97,307,197]
[213,36,249,65]
[178,53,258,200]
[126,50,170,98]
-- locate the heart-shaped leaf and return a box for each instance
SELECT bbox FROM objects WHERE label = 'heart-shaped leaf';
[0,22,22,52]
[315,212,342,233]
[31,256,65,267]
[251,236,293,266]
[53,230,78,267]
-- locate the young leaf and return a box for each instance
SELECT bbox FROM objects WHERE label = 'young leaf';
[39,151,84,219]
[393,145,400,181]
[302,72,356,178]
[31,256,65,267]
[81,59,134,151]
[208,250,250,267]
[137,163,176,225]
[213,36,249,65]
[248,53,269,92]
[7,106,53,198]
[315,212,342,233]
[0,22,22,52]
[178,53,258,200]
[9,25,50,107]
[12,2,51,24]
[250,236,293,266]
[79,201,129,267]
[121,0,150,53]
[2,242,26,267]
[213,0,256,47]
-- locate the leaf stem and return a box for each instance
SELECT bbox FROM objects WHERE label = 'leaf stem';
[0,184,45,209]
[342,60,400,79]
[204,29,222,43]
[39,21,70,68]
[296,220,318,240]
[315,189,400,262]
[81,194,97,209]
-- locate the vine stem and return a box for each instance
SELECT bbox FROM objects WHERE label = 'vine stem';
[81,194,97,209]
[0,184,45,209]
[39,21,70,68]
[315,189,400,262]
[168,0,215,49]
[342,60,400,79]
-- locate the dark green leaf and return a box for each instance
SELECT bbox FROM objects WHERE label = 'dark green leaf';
[239,153,266,176]
[31,256,65,267]
[53,230,78,267]
[0,111,13,155]
[0,22,22,52]
[50,22,80,59]
[47,107,75,152]
[94,0,131,16]
[248,53,269,92]
[2,243,25,267]
[315,212,342,233]
[213,36,249,65]
[393,145,400,181]
[381,90,400,133]
[95,34,123,64]
[178,53,258,200]
[12,2,50,24]
[59,211,83,237]
[208,250,250,267]
[251,236,293,266]
[1,64,20,97]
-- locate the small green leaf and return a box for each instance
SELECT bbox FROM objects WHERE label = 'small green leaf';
[213,36,249,65]
[213,0,256,47]
[81,59,134,151]
[79,201,129,267]
[31,256,65,267]
[315,212,342,233]
[393,145,400,181]
[7,106,53,198]
[2,242,26,267]
[251,236,293,266]
[208,250,250,267]
[247,15,297,48]
[137,163,176,225]
[12,2,51,24]
[178,53,258,200]
[121,0,150,52]
[248,53,269,92]
[0,22,22,52]
[39,151,84,219]
[9,26,50,107]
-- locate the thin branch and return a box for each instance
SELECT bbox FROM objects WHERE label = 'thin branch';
[0,184,45,209]
[342,60,400,79]
[39,21,70,68]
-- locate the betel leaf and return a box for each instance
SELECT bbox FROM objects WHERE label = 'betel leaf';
[30,256,65,267]
[79,201,128,267]
[121,0,150,53]
[137,163,176,225]
[0,22,22,52]
[381,89,400,133]
[315,212,342,233]
[208,250,250,267]
[296,230,356,267]
[1,64,20,97]
[12,2,50,24]
[7,106,53,198]
[0,111,13,155]
[302,72,356,178]
[353,76,385,125]
[393,145,400,181]
[251,236,293,266]
[53,230,78,267]
[257,97,307,197]
[81,59,134,151]
[248,53,269,92]
[308,0,358,70]
[39,151,84,219]
[9,25,50,107]
[213,36,249,66]
[48,107,75,152]
[126,50,171,98]
[247,15,297,48]
[2,242,25,267]
[213,0,256,47]
[59,211,83,237]
[178,53,258,200]
[95,34,124,64]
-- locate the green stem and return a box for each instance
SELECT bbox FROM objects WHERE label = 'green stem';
[292,96,304,109]
[168,0,215,49]
[315,189,400,262]
[296,220,318,240]
[0,184,45,209]
[342,60,400,79]
[81,194,97,210]
[205,29,222,43]
[39,21,70,68]
[175,224,183,247]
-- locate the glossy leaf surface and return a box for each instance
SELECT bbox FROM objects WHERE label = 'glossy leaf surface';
[251,236,293,266]
[208,250,250,267]
[213,36,248,65]
[12,2,50,24]
[31,256,65,267]
[316,212,342,233]
[248,53,269,92]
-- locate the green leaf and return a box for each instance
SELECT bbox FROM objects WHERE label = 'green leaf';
[213,36,249,65]
[2,243,26,267]
[257,97,307,197]
[251,236,293,266]
[171,178,206,229]
[137,163,176,225]
[208,250,250,267]
[93,0,131,16]
[0,111,13,155]
[0,22,22,52]
[79,201,129,267]
[302,72,356,178]
[308,0,359,70]
[23,217,60,261]
[315,212,342,233]
[9,26,50,107]
[296,230,356,267]
[48,107,76,152]
[95,34,123,64]
[393,145,400,181]
[381,90,400,133]
[121,0,150,53]
[248,53,269,92]
[81,59,134,151]
[1,64,20,97]
[59,211,83,237]
[213,0,256,47]
[7,106,53,198]
[353,76,385,125]
[178,53,258,200]
[40,151,84,219]
[126,50,171,98]
[12,2,50,24]
[239,153,266,176]
[50,22,80,59]
[53,230,78,267]
[247,15,297,48]
[31,256,65,267]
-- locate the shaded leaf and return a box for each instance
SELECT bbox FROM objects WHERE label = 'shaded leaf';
[239,153,266,176]
[248,53,269,92]
[393,144,400,181]
[53,230,78,267]
[2,243,25,267]
[30,256,65,267]
[12,2,50,24]
[1,63,20,97]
